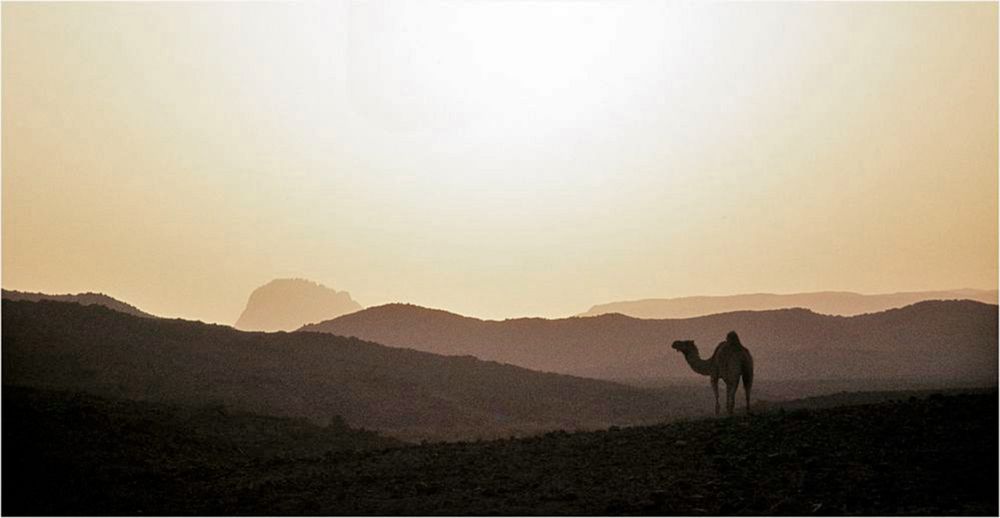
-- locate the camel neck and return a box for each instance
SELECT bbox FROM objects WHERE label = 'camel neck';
[683,349,714,376]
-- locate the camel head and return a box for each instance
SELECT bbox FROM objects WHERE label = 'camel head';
[671,340,697,354]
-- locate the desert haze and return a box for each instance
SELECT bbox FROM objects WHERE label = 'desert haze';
[2,1,997,516]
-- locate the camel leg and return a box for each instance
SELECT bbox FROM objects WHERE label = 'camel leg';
[744,380,753,415]
[711,378,720,416]
[726,381,738,416]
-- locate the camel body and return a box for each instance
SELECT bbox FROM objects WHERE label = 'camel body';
[672,332,754,416]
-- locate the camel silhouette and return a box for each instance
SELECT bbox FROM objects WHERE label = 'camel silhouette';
[672,331,754,416]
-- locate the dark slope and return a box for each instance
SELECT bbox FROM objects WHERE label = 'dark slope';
[2,288,156,318]
[302,301,998,382]
[1,386,402,516]
[2,299,676,441]
[3,387,994,515]
[234,278,363,332]
[580,289,999,318]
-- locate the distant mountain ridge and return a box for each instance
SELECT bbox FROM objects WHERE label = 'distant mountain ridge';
[1,289,156,318]
[302,300,998,383]
[579,289,998,318]
[234,278,362,332]
[3,299,676,441]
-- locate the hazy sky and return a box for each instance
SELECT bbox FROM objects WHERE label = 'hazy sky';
[3,1,997,323]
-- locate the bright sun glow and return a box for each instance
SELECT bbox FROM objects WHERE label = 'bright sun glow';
[347,2,641,131]
[337,1,758,215]
[343,2,723,136]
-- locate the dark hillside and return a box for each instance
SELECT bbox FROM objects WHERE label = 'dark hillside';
[2,299,677,441]
[220,392,996,516]
[2,289,156,318]
[1,386,401,516]
[3,387,994,515]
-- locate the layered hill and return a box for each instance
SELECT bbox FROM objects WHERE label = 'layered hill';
[2,299,677,441]
[234,278,362,331]
[1,289,155,318]
[579,289,998,318]
[302,301,999,383]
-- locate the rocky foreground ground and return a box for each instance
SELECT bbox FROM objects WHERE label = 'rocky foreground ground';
[3,387,996,515]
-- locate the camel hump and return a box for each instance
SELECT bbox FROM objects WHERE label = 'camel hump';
[726,331,746,350]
